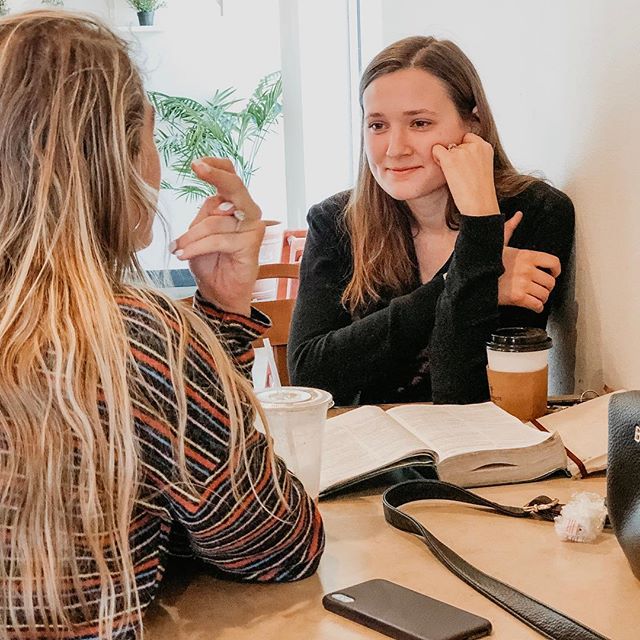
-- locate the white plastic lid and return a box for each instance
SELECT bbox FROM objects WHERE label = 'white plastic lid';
[255,386,333,411]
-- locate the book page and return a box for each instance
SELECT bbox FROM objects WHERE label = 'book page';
[387,402,551,461]
[320,405,428,492]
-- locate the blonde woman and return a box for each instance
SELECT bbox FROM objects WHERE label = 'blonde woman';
[0,11,323,640]
[289,36,574,406]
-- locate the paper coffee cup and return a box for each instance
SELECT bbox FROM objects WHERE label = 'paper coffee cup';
[256,386,333,501]
[486,327,552,422]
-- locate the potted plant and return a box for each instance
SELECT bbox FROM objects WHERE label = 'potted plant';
[149,71,283,201]
[0,0,9,17]
[126,0,165,26]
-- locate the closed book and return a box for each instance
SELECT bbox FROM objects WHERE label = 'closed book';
[529,391,624,478]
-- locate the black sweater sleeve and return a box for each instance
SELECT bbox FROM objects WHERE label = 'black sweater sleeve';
[429,215,504,404]
[429,182,575,403]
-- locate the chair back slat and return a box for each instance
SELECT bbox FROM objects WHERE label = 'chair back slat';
[252,263,300,387]
[258,262,300,280]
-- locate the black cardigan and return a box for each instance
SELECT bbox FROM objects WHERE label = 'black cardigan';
[288,182,575,406]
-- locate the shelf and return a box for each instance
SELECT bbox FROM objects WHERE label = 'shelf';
[117,26,163,33]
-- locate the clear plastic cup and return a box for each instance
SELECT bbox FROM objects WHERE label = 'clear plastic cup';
[255,386,333,501]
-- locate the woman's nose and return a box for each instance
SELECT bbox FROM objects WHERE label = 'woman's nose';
[385,129,411,157]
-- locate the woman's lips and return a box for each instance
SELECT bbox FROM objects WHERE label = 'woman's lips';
[387,166,421,174]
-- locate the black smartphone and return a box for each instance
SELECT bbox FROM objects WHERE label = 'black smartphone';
[323,579,492,640]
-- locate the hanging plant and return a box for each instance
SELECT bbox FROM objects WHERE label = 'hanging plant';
[126,0,166,26]
[126,0,166,8]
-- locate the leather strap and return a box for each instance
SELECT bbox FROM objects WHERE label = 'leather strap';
[383,480,610,640]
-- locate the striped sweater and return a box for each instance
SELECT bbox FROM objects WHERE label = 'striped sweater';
[3,291,325,639]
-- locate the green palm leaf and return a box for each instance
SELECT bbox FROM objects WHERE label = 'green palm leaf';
[148,71,282,201]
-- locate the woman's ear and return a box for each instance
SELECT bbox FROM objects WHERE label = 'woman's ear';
[469,105,481,134]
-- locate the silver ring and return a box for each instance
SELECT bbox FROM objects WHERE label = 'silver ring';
[447,143,457,151]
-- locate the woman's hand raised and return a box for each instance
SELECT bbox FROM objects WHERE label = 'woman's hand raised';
[432,132,500,216]
[170,158,265,316]
[432,134,561,314]
[499,211,561,313]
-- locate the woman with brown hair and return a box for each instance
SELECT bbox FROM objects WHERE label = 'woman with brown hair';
[0,10,323,640]
[289,36,574,405]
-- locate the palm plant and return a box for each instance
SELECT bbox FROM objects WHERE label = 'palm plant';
[149,71,283,202]
[0,0,9,16]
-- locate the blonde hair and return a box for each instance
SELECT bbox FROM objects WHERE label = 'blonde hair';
[0,10,277,639]
[343,36,542,314]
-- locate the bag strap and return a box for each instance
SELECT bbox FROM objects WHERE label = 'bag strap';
[382,479,610,640]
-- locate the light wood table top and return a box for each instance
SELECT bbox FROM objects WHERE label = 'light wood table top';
[145,475,637,639]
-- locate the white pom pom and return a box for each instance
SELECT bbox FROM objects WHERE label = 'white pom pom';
[554,492,607,543]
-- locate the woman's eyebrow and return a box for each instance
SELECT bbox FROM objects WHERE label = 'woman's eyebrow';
[365,108,437,118]
[403,109,437,116]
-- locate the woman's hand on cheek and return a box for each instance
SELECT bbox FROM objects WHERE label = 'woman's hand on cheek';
[431,132,500,216]
[169,158,265,316]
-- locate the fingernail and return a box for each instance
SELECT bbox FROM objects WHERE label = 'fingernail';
[174,249,185,258]
[233,210,246,221]
[219,201,234,211]
[169,240,177,253]
[192,159,208,171]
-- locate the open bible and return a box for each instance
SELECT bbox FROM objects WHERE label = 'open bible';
[319,402,567,498]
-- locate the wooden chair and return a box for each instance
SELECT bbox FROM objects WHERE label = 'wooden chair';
[252,262,300,386]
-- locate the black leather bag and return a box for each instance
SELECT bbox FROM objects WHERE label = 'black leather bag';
[607,390,640,579]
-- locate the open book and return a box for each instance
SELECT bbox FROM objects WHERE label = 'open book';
[529,391,623,478]
[319,402,567,498]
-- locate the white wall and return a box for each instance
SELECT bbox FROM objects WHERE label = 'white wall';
[367,0,640,393]
[279,0,355,227]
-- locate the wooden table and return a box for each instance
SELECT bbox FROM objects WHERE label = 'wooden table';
[145,475,638,639]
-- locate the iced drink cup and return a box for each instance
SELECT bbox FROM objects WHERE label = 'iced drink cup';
[486,327,552,422]
[255,386,333,502]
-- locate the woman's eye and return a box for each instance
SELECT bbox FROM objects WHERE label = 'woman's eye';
[367,122,385,131]
[412,120,432,128]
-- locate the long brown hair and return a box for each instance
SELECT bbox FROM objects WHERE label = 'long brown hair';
[342,36,541,314]
[0,10,279,639]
